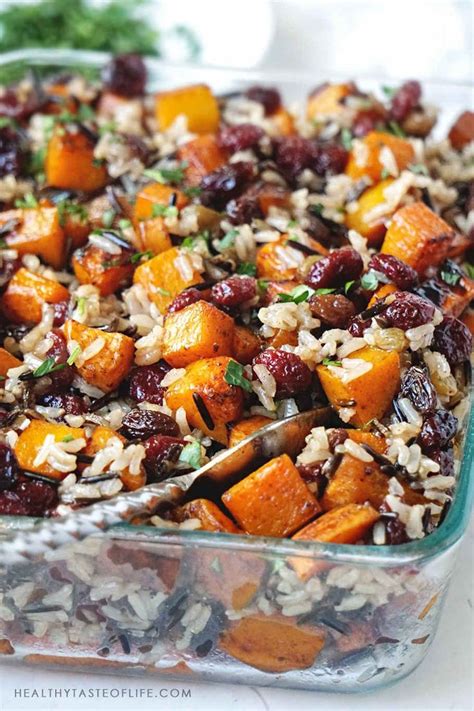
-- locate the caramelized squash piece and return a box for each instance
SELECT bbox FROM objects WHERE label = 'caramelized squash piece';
[290,504,380,580]
[257,184,291,215]
[316,346,400,427]
[271,107,295,135]
[438,274,474,317]
[134,183,188,221]
[177,134,227,186]
[448,111,474,149]
[14,420,85,479]
[60,207,90,250]
[307,83,354,119]
[381,202,457,275]
[1,207,66,270]
[196,551,266,610]
[178,499,241,533]
[133,247,203,314]
[64,320,135,393]
[345,131,415,182]
[155,84,220,134]
[267,328,299,349]
[222,454,320,537]
[220,615,325,672]
[72,245,134,296]
[232,325,261,364]
[345,179,394,244]
[166,356,244,444]
[135,218,172,255]
[228,415,273,448]
[0,348,21,377]
[1,268,69,324]
[83,425,145,491]
[257,237,302,280]
[367,282,398,307]
[344,429,387,454]
[46,129,108,192]
[162,300,235,368]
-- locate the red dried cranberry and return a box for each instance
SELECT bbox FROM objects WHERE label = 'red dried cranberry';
[44,330,74,391]
[385,516,409,544]
[120,408,179,440]
[0,490,29,516]
[368,254,418,290]
[128,362,170,405]
[245,86,281,116]
[309,293,356,328]
[418,410,458,451]
[253,349,312,398]
[400,366,437,415]
[167,288,206,314]
[297,463,328,496]
[353,108,386,137]
[0,126,26,178]
[390,81,422,122]
[15,475,58,517]
[384,291,435,330]
[200,161,254,209]
[218,124,264,153]
[0,89,41,121]
[348,315,371,337]
[305,248,363,290]
[430,447,455,478]
[211,275,256,308]
[0,443,18,491]
[0,253,21,288]
[39,393,86,416]
[273,135,319,181]
[143,434,185,481]
[101,54,147,97]
[226,194,263,225]
[327,428,349,450]
[432,316,472,366]
[314,143,348,176]
[52,300,69,327]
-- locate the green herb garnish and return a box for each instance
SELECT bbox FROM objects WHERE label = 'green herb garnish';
[463,263,474,279]
[341,128,353,150]
[309,203,324,216]
[322,358,342,367]
[151,203,178,218]
[118,218,132,231]
[32,357,66,378]
[66,346,82,366]
[217,230,238,252]
[14,194,38,209]
[440,270,461,286]
[130,250,153,264]
[183,186,202,198]
[76,296,87,317]
[314,287,337,296]
[102,209,116,228]
[380,168,390,180]
[409,163,429,176]
[62,435,74,443]
[257,279,269,293]
[178,441,202,470]
[387,120,406,138]
[237,262,257,277]
[144,163,188,185]
[344,280,356,294]
[382,85,396,99]
[57,200,88,227]
[224,360,252,392]
[361,271,379,291]
[278,284,315,304]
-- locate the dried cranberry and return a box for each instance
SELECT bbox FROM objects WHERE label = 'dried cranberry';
[15,475,58,517]
[353,107,386,137]
[348,315,371,337]
[39,393,86,416]
[384,291,435,330]
[430,447,455,478]
[309,293,356,328]
[52,300,69,327]
[390,81,422,122]
[385,516,409,545]
[200,161,254,209]
[211,275,256,308]
[226,194,263,225]
[314,143,348,175]
[253,349,312,398]
[297,464,328,496]
[245,86,281,115]
[400,366,437,414]
[432,316,472,367]
[306,248,363,290]
[143,434,185,482]
[0,89,41,121]
[0,253,21,288]
[418,410,457,451]
[44,330,74,391]
[218,124,264,154]
[0,126,25,178]
[101,53,147,97]
[327,428,349,451]
[273,136,319,181]
[368,254,418,290]
[167,288,206,314]
[128,362,170,405]
[120,408,179,440]
[0,443,18,491]
[0,490,29,516]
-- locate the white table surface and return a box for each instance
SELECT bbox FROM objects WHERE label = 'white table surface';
[0,520,472,711]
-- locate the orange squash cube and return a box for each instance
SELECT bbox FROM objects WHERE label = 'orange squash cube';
[316,346,400,427]
[134,183,189,221]
[256,184,291,215]
[1,268,69,324]
[166,356,244,444]
[177,134,227,186]
[381,201,457,275]
[307,83,354,119]
[344,429,387,454]
[1,207,66,270]
[345,131,415,182]
[155,84,219,134]
[14,420,85,479]
[133,246,203,314]
[64,320,135,393]
[345,178,395,244]
[233,325,261,364]
[222,454,320,537]
[178,499,241,533]
[272,107,295,135]
[72,244,134,296]
[367,282,398,307]
[45,129,108,192]
[83,425,146,491]
[448,111,474,150]
[0,348,21,377]
[228,415,273,448]
[162,300,235,368]
[134,218,172,255]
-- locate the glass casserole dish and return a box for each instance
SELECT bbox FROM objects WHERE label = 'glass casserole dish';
[0,49,472,692]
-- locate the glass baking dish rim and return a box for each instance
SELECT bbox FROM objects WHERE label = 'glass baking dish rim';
[0,47,472,567]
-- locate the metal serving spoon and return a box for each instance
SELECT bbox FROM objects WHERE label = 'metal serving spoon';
[0,407,333,567]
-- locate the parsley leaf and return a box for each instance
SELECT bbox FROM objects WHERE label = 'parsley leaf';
[463,262,474,280]
[32,357,66,378]
[130,250,153,264]
[151,203,178,218]
[237,262,257,276]
[387,120,406,138]
[144,163,188,185]
[183,185,202,198]
[309,203,324,216]
[66,346,82,366]
[102,208,116,228]
[57,199,88,227]
[341,127,353,150]
[14,193,38,209]
[322,358,342,367]
[344,280,355,294]
[224,360,252,392]
[382,85,396,99]
[178,441,202,469]
[361,271,379,291]
[278,284,315,304]
[440,270,461,286]
[217,230,238,252]
[314,287,336,295]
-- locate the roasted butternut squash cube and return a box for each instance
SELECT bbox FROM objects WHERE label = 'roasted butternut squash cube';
[344,430,387,454]
[345,179,395,244]
[0,348,21,377]
[135,218,172,255]
[228,415,273,448]
[72,244,134,296]
[316,346,400,427]
[256,237,302,280]
[177,134,227,186]
[256,184,291,215]
[381,202,457,275]
[1,268,69,325]
[448,111,474,150]
[437,274,474,318]
[307,82,354,119]
[178,499,241,533]
[133,183,189,221]
[155,84,220,134]
[195,551,266,609]
[222,454,320,537]
[220,615,325,672]
[367,282,398,307]
[133,247,203,313]
[64,320,135,393]
[60,206,90,250]
[345,131,415,182]
[271,107,295,135]
[166,356,244,444]
[14,420,85,479]
[162,300,235,368]
[1,207,66,270]
[46,129,108,192]
[83,425,145,491]
[267,328,299,349]
[290,504,380,580]
[232,325,261,364]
